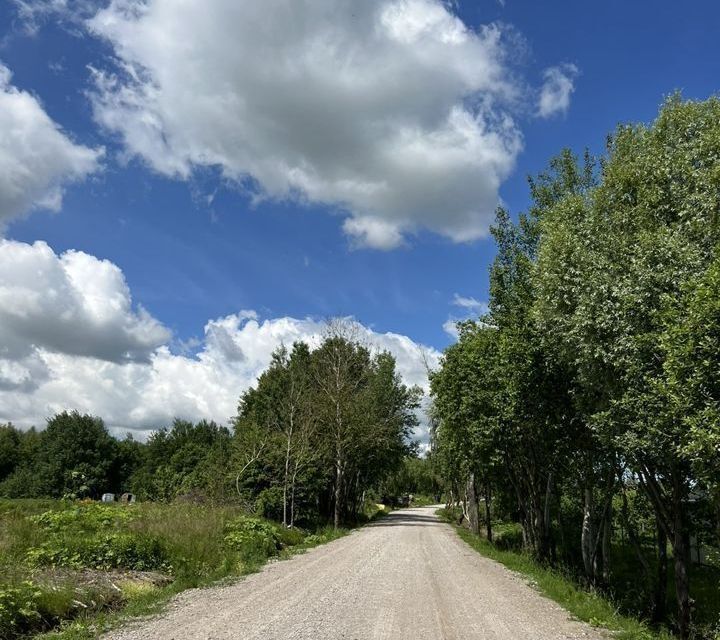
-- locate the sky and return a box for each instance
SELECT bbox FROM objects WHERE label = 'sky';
[0,0,718,442]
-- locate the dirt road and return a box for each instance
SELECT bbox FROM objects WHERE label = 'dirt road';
[105,507,605,640]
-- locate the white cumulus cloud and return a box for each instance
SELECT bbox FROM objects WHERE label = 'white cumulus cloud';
[0,63,102,225]
[0,239,170,369]
[537,63,578,118]
[0,240,440,443]
[85,0,523,249]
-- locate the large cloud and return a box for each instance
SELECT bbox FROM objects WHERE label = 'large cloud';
[0,63,102,224]
[0,240,440,442]
[0,239,170,365]
[86,0,523,249]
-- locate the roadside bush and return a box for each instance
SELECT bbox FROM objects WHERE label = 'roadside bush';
[223,515,283,558]
[492,524,524,551]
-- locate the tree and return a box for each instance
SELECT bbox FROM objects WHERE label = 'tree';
[0,423,21,481]
[312,326,373,529]
[130,419,232,502]
[431,321,502,538]
[233,325,418,528]
[535,96,720,637]
[233,342,319,526]
[36,412,121,498]
[660,254,720,547]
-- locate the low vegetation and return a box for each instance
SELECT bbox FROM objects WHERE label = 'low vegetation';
[0,499,388,639]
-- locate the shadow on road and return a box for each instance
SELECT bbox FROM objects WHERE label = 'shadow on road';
[368,510,442,527]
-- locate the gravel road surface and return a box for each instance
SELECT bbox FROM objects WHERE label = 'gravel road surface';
[104,506,606,640]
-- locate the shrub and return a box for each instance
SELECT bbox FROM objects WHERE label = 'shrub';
[253,487,284,521]
[30,504,134,533]
[493,525,524,551]
[0,581,42,639]
[223,515,282,558]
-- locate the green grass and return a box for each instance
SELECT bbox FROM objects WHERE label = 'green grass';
[437,509,676,640]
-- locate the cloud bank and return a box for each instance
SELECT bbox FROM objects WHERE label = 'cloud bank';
[0,239,439,441]
[86,0,524,249]
[0,63,102,225]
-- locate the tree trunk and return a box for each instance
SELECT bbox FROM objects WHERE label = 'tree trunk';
[581,487,596,583]
[672,473,691,640]
[620,484,651,583]
[543,471,554,562]
[467,472,479,535]
[653,516,668,624]
[289,460,299,528]
[601,500,611,584]
[484,484,493,543]
[334,457,343,529]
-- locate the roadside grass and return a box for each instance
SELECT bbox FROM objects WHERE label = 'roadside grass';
[437,508,676,640]
[1,500,389,640]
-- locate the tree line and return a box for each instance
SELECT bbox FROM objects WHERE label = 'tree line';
[430,96,720,639]
[0,325,421,528]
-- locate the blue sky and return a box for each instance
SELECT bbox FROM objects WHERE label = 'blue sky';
[0,0,718,436]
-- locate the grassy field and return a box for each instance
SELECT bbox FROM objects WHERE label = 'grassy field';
[437,508,720,640]
[0,499,388,640]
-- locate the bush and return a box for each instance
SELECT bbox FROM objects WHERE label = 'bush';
[223,515,283,558]
[30,504,134,533]
[253,487,284,521]
[493,524,524,551]
[0,581,42,639]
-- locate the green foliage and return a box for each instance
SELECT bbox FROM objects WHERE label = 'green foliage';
[21,505,166,572]
[129,420,232,503]
[0,499,358,640]
[379,456,441,504]
[27,534,167,572]
[234,331,419,528]
[0,581,43,639]
[432,96,720,639]
[0,414,140,501]
[223,515,283,557]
